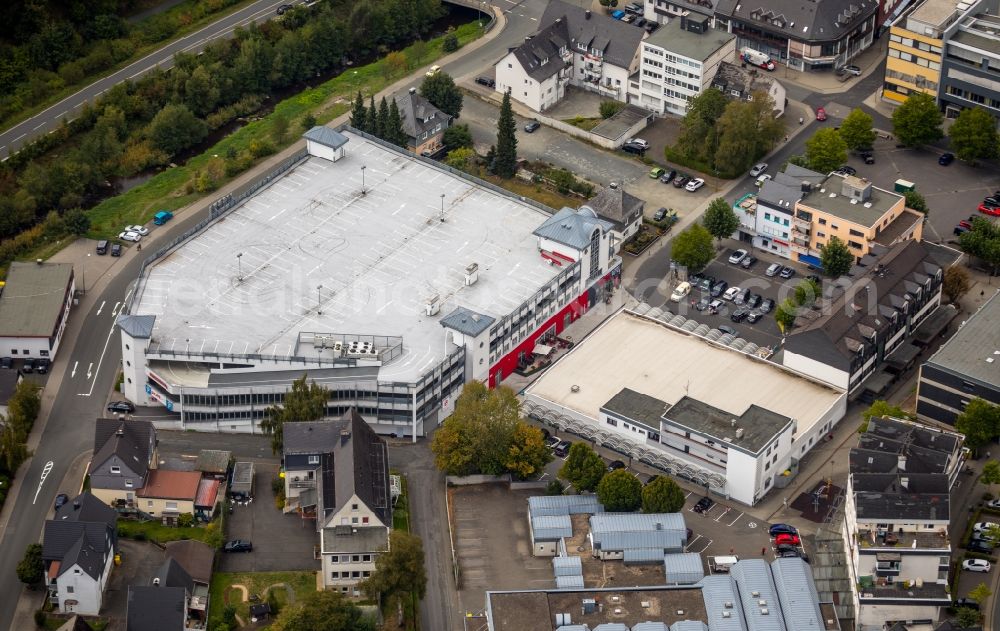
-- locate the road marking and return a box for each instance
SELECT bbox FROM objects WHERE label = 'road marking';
[87,362,94,379]
[96,300,106,316]
[33,461,54,505]
[71,361,78,378]
[79,288,131,396]
[684,491,693,499]
[683,534,703,551]
[14,134,25,142]
[34,123,44,130]
[112,301,122,317]
[714,507,731,522]
[747,521,758,529]
[728,512,745,527]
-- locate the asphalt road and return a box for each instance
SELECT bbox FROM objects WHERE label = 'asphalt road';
[0,0,297,160]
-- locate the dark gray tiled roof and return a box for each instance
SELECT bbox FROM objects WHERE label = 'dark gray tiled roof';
[153,558,194,593]
[440,306,495,336]
[302,126,348,149]
[512,19,571,82]
[284,420,349,455]
[584,187,643,231]
[540,0,646,69]
[126,586,186,631]
[54,492,117,526]
[93,419,155,479]
[601,388,668,430]
[716,0,878,44]
[393,90,452,142]
[43,521,113,579]
[533,206,613,250]
[117,314,156,339]
[164,540,214,585]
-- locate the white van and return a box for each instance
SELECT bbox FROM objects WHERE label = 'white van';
[709,555,740,573]
[740,47,775,71]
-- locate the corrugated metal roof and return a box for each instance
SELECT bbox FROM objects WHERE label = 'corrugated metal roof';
[699,575,746,631]
[595,531,684,552]
[555,575,585,590]
[770,557,824,631]
[623,548,666,564]
[593,624,629,631]
[663,553,705,584]
[552,555,583,577]
[303,126,348,148]
[590,513,686,534]
[729,559,787,631]
[632,623,670,631]
[532,514,573,541]
[669,622,708,631]
[117,314,156,339]
[529,495,604,517]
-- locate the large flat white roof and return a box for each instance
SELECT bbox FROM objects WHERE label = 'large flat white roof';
[526,310,844,437]
[134,131,560,383]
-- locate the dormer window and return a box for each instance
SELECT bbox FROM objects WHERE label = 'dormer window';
[308,455,320,465]
[110,466,121,474]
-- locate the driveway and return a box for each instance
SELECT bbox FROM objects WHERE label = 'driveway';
[102,539,167,629]
[219,463,320,573]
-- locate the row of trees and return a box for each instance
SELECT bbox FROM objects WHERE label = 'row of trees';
[671,89,784,177]
[430,382,552,479]
[350,92,409,148]
[1,380,41,476]
[892,92,999,162]
[0,0,447,258]
[557,441,686,512]
[958,217,1000,276]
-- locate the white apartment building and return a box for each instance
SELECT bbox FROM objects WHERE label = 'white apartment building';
[630,16,736,115]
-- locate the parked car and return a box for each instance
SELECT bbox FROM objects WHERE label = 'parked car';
[860,151,875,164]
[954,225,970,236]
[54,493,69,510]
[718,325,738,336]
[22,358,34,373]
[694,275,715,291]
[746,293,762,309]
[36,358,50,374]
[644,21,659,32]
[653,207,669,221]
[815,107,827,121]
[634,17,647,27]
[660,170,677,184]
[987,498,1000,509]
[769,524,798,537]
[968,539,994,554]
[96,240,108,255]
[707,299,724,314]
[545,435,560,449]
[728,249,748,265]
[734,288,751,306]
[670,282,692,302]
[611,9,626,19]
[962,559,991,573]
[730,308,749,323]
[710,280,728,297]
[475,76,496,88]
[124,224,149,236]
[774,533,801,546]
[759,298,775,314]
[693,496,714,513]
[107,400,135,414]
[0,357,11,369]
[973,521,999,533]
[765,262,782,277]
[554,440,571,457]
[622,142,646,155]
[118,230,142,242]
[755,174,772,188]
[842,64,862,76]
[953,597,981,611]
[695,296,712,312]
[806,274,821,284]
[111,243,122,257]
[939,152,955,166]
[153,210,173,225]
[224,539,253,553]
[626,138,649,150]
[779,266,796,279]
[649,167,665,179]
[524,120,541,133]
[979,203,1000,216]
[673,175,690,188]
[608,460,626,471]
[749,163,768,177]
[722,286,741,301]
[685,177,705,192]
[621,13,635,23]
[835,165,857,176]
[276,4,293,15]
[425,65,441,77]
[740,254,757,269]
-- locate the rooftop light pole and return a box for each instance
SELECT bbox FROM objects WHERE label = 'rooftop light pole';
[440,193,445,222]
[361,165,367,195]
[317,284,323,316]
[237,252,244,281]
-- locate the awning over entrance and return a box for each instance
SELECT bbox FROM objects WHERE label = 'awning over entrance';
[884,342,921,371]
[912,304,958,346]
[533,343,553,356]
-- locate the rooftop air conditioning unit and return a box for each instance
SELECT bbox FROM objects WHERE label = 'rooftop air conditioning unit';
[736,428,745,439]
[465,263,480,286]
[425,295,440,316]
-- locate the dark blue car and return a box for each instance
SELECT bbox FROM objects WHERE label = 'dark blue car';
[769,523,798,537]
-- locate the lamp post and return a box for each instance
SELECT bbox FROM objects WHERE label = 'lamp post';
[440,193,445,221]
[81,253,90,294]
[317,284,323,316]
[237,252,244,281]
[361,165,367,195]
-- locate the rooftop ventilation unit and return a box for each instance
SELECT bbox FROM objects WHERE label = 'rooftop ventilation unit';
[465,263,479,286]
[758,599,767,606]
[722,611,732,618]
[425,295,440,316]
[736,428,745,439]
[761,608,769,615]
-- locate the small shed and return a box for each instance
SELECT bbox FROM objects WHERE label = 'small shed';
[554,574,585,590]
[195,449,231,479]
[664,553,705,585]
[632,623,670,631]
[230,461,255,500]
[552,555,583,577]
[303,126,348,162]
[249,602,271,622]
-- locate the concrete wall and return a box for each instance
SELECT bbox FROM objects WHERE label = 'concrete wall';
[782,351,850,391]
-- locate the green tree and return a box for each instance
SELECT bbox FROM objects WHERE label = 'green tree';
[350,91,367,130]
[545,480,564,495]
[670,224,714,273]
[260,374,328,454]
[442,123,473,151]
[386,98,407,148]
[980,460,1000,490]
[891,92,943,148]
[599,100,625,119]
[793,278,821,307]
[506,423,553,480]
[16,543,43,586]
[494,90,518,178]
[642,476,685,513]
[956,606,982,627]
[442,31,459,53]
[774,298,798,333]
[674,88,728,164]
[420,72,463,119]
[408,40,428,67]
[271,114,290,144]
[970,581,992,605]
[559,443,606,492]
[0,423,30,473]
[366,95,378,134]
[384,51,408,77]
[360,530,426,601]
[805,127,848,174]
[837,108,877,151]
[444,147,475,171]
[956,398,1000,450]
[184,65,220,117]
[949,107,1000,163]
[713,92,784,175]
[859,400,909,433]
[959,217,1000,276]
[942,266,970,304]
[904,190,928,214]
[702,198,740,245]
[375,96,389,139]
[270,590,372,631]
[63,208,90,235]
[146,103,207,156]
[820,236,854,278]
[430,382,523,476]
[597,469,642,512]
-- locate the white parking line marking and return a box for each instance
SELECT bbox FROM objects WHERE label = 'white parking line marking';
[714,507,731,522]
[683,534,703,551]
[684,491,693,499]
[728,512,745,527]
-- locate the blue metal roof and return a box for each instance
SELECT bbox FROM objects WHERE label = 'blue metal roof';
[589,513,686,534]
[698,575,746,631]
[770,557,824,631]
[302,126,349,149]
[632,623,670,631]
[117,314,156,339]
[555,575,585,590]
[529,494,604,517]
[533,206,614,250]
[729,559,787,631]
[552,555,583,577]
[439,306,495,337]
[593,624,629,631]
[669,622,708,631]
[623,548,667,564]
[663,553,705,584]
[532,514,573,541]
[596,531,685,552]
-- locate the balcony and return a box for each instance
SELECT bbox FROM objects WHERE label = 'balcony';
[858,529,950,550]
[792,216,811,232]
[857,580,950,603]
[792,236,809,247]
[288,478,316,489]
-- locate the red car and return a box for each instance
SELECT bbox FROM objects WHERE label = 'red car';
[815,107,827,121]
[958,220,972,229]
[979,204,1000,216]
[775,533,801,546]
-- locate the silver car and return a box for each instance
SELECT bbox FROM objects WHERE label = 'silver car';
[765,262,781,277]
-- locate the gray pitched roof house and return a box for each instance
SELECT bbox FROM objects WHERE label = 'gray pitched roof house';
[584,186,644,233]
[512,18,573,82]
[126,585,187,631]
[90,419,157,503]
[393,88,452,152]
[540,0,645,70]
[534,207,614,250]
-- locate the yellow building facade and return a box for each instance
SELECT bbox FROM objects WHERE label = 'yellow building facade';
[883,27,943,102]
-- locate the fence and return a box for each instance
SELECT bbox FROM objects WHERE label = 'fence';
[442,0,497,32]
[125,149,309,315]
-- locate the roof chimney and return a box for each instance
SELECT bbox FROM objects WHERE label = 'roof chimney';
[153,578,160,586]
[585,10,591,19]
[898,455,907,471]
[73,500,80,510]
[340,427,351,445]
[409,87,416,94]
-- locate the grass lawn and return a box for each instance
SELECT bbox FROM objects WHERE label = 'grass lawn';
[391,470,410,532]
[85,20,486,238]
[562,116,602,131]
[117,518,221,546]
[477,172,584,210]
[208,571,317,623]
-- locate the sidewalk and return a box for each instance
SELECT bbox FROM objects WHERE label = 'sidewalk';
[8,450,92,631]
[776,38,888,95]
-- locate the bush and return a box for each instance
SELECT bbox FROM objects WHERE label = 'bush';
[177,513,194,528]
[599,100,625,119]
[545,480,564,496]
[34,610,45,628]
[442,30,460,52]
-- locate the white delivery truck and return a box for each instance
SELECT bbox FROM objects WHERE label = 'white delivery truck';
[709,555,740,573]
[740,47,776,71]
